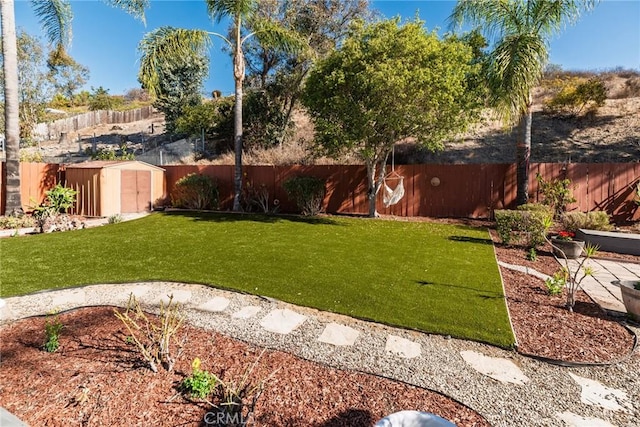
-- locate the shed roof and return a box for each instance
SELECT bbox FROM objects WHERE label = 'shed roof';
[65,160,165,171]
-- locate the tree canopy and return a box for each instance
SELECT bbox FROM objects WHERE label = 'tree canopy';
[303,18,483,216]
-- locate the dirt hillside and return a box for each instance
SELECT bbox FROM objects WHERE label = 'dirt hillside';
[19,72,640,165]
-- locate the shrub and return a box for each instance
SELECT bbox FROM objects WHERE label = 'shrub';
[113,293,185,373]
[0,215,36,230]
[495,205,553,248]
[535,174,576,219]
[32,184,77,223]
[282,176,326,216]
[171,174,219,210]
[544,77,607,116]
[560,211,612,232]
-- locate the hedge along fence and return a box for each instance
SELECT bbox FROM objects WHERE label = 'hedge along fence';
[32,106,154,141]
[2,162,639,222]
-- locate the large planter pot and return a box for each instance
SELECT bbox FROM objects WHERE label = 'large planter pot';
[620,280,640,320]
[551,237,585,259]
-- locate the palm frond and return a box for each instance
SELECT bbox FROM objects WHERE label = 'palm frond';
[448,0,522,40]
[488,33,547,123]
[205,0,256,23]
[103,0,149,24]
[245,18,307,55]
[31,0,73,47]
[138,27,212,97]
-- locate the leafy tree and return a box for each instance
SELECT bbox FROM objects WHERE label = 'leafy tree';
[174,97,234,153]
[0,0,147,215]
[16,31,55,143]
[242,0,371,147]
[88,86,123,111]
[139,0,303,211]
[303,19,483,217]
[47,44,90,102]
[139,36,209,133]
[450,0,598,205]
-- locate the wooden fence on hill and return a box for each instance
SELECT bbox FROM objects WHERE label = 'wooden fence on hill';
[2,162,639,222]
[32,106,154,141]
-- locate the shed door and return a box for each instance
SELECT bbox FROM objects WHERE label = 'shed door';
[121,170,151,213]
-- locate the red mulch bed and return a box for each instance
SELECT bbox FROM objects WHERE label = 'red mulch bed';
[491,232,637,364]
[0,307,488,427]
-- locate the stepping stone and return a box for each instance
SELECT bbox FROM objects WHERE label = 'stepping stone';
[260,309,306,334]
[460,350,529,385]
[569,373,632,413]
[197,297,230,313]
[159,290,192,305]
[51,289,86,307]
[232,306,262,319]
[0,407,28,427]
[318,323,359,346]
[385,335,421,359]
[0,299,9,321]
[555,411,616,427]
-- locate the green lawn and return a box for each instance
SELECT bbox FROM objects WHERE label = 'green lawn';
[0,212,515,347]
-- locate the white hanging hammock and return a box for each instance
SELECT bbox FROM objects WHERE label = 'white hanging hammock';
[379,145,405,208]
[383,175,405,207]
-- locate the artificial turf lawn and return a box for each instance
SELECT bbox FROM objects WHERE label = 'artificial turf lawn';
[0,212,515,347]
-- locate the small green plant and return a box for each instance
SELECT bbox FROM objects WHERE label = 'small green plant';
[31,184,78,227]
[282,175,326,216]
[108,214,123,224]
[544,270,568,296]
[43,312,63,353]
[526,247,538,262]
[634,182,640,207]
[181,357,218,399]
[114,293,185,373]
[547,236,599,311]
[171,174,219,210]
[633,281,640,291]
[536,174,576,219]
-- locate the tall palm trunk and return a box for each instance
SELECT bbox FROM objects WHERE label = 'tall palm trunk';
[1,0,23,215]
[516,96,533,206]
[232,18,244,212]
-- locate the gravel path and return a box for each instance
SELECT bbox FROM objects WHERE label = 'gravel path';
[1,282,638,427]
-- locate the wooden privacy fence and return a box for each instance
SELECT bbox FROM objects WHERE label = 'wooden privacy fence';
[2,162,639,222]
[163,163,640,222]
[32,106,154,141]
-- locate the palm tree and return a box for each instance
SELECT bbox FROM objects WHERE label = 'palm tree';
[450,0,597,205]
[139,0,302,211]
[1,0,22,215]
[0,0,147,215]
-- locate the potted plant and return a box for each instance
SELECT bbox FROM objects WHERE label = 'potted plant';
[620,280,640,320]
[550,231,585,259]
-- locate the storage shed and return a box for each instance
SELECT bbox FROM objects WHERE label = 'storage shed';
[65,161,165,217]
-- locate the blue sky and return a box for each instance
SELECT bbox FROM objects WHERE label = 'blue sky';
[12,0,640,96]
